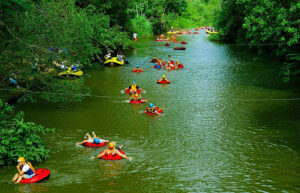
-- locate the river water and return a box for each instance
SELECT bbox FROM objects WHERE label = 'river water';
[1,31,300,193]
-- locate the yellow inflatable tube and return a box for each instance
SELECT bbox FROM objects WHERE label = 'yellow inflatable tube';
[206,31,219,34]
[58,67,83,77]
[103,57,125,66]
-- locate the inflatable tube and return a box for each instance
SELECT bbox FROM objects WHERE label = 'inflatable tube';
[154,65,162,69]
[58,68,83,77]
[132,69,143,73]
[176,46,185,50]
[151,58,158,63]
[145,107,163,115]
[178,64,184,69]
[164,43,170,46]
[20,169,50,184]
[155,39,164,42]
[130,99,145,104]
[83,142,107,147]
[195,28,199,31]
[188,32,192,34]
[101,150,125,160]
[194,32,199,34]
[172,41,178,43]
[104,57,124,66]
[206,31,219,34]
[125,88,141,94]
[180,42,187,44]
[157,80,170,84]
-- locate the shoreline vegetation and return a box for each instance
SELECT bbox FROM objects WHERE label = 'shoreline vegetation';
[0,0,299,166]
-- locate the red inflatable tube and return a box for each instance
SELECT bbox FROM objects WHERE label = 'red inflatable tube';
[20,169,50,184]
[151,58,158,63]
[180,42,187,44]
[132,69,143,73]
[174,47,186,50]
[162,62,167,66]
[168,64,184,70]
[145,107,163,115]
[194,32,199,34]
[164,43,170,46]
[188,32,192,34]
[157,80,170,84]
[155,39,164,42]
[101,150,125,160]
[130,99,145,104]
[83,142,107,147]
[125,88,141,94]
[178,64,184,69]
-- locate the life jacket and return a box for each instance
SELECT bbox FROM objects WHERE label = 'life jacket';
[106,148,116,155]
[24,163,35,176]
[130,84,137,92]
[148,107,156,113]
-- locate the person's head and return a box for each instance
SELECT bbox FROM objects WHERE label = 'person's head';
[136,65,139,68]
[163,75,166,79]
[149,103,154,108]
[132,81,136,85]
[17,157,25,165]
[94,138,100,144]
[108,142,115,150]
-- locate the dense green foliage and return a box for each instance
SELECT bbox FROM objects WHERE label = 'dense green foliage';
[216,0,300,81]
[0,100,54,166]
[127,16,153,38]
[0,0,131,102]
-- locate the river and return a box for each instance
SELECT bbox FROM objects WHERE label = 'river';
[1,31,300,193]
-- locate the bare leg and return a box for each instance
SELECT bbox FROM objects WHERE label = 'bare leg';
[92,132,97,139]
[15,175,26,184]
[9,173,19,183]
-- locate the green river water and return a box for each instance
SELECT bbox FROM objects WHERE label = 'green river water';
[1,31,300,193]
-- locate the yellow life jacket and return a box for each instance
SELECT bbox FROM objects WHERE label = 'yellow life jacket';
[131,84,137,92]
[27,162,36,173]
[106,148,116,155]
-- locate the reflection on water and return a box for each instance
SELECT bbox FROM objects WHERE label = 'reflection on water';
[1,31,300,192]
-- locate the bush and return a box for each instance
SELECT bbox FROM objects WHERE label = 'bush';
[127,16,153,38]
[0,100,54,166]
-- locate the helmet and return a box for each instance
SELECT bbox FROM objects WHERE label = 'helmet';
[149,103,154,108]
[108,142,115,149]
[94,138,100,144]
[17,157,25,163]
[163,75,166,78]
[137,65,139,68]
[132,81,136,84]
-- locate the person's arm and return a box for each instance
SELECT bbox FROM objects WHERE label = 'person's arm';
[17,165,23,175]
[92,149,106,159]
[77,140,88,145]
[116,150,132,160]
